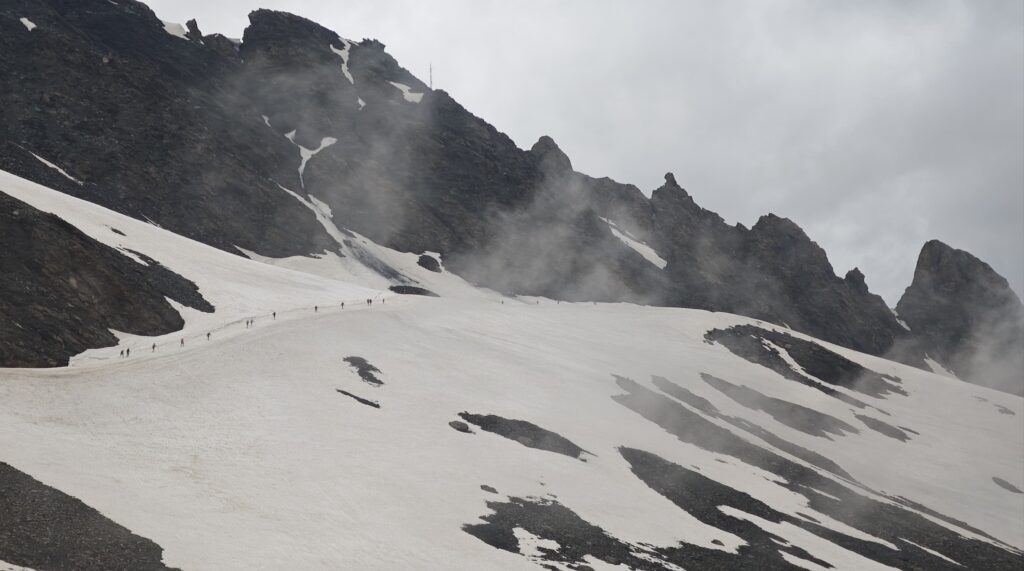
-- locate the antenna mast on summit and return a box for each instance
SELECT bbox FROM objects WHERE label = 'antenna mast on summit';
[429,63,433,89]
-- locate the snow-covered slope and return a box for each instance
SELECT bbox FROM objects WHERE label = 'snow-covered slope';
[0,173,1022,570]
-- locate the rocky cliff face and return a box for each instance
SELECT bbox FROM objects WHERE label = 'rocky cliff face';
[897,240,1024,395]
[1,0,1017,384]
[0,192,212,366]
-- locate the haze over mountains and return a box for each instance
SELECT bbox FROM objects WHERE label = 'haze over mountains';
[2,0,1020,394]
[0,2,1022,569]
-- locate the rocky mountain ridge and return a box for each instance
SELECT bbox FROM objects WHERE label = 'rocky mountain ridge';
[0,0,1019,394]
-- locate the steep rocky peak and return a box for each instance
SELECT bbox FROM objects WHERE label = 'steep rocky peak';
[897,239,1023,395]
[530,135,572,174]
[751,213,806,239]
[650,172,694,204]
[905,240,1020,305]
[844,267,869,295]
[243,9,338,44]
[748,213,835,276]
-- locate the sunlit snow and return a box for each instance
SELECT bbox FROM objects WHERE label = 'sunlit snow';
[19,18,36,32]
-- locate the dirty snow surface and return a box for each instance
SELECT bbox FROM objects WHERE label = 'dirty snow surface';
[0,172,1022,570]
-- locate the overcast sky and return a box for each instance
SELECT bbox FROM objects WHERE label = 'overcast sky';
[147,0,1024,304]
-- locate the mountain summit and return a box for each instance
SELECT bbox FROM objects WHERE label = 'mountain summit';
[897,240,1024,395]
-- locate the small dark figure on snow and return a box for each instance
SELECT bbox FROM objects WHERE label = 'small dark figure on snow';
[126,348,130,357]
[180,338,185,347]
[119,349,124,358]
[273,311,276,320]
[206,332,210,341]
[152,343,156,352]
[341,302,345,309]
[315,305,318,313]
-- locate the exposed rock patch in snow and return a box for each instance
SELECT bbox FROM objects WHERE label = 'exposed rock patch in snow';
[458,413,591,460]
[854,413,912,442]
[336,389,380,409]
[344,356,384,386]
[389,285,439,297]
[992,477,1022,494]
[699,373,860,439]
[19,18,36,32]
[389,81,424,103]
[28,152,82,185]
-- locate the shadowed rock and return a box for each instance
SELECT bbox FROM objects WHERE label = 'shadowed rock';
[336,389,379,408]
[458,413,589,459]
[416,254,441,272]
[389,285,439,297]
[0,461,178,570]
[705,325,906,403]
[897,240,1024,396]
[993,477,1023,494]
[613,377,1022,569]
[699,373,859,439]
[854,414,911,442]
[343,356,383,386]
[0,193,209,367]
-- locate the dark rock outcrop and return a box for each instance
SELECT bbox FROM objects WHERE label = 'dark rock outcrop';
[458,413,589,459]
[0,460,178,570]
[416,254,441,273]
[0,192,207,366]
[0,0,335,257]
[389,285,439,297]
[896,240,1024,395]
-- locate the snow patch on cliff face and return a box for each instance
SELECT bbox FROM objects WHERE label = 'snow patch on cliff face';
[161,21,188,40]
[28,152,82,185]
[284,130,337,187]
[389,81,424,103]
[601,218,666,269]
[19,18,36,32]
[329,39,355,84]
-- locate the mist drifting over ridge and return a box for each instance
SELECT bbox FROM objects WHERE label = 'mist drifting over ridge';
[144,0,1024,305]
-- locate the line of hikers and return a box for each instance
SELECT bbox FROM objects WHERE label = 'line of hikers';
[117,298,381,358]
